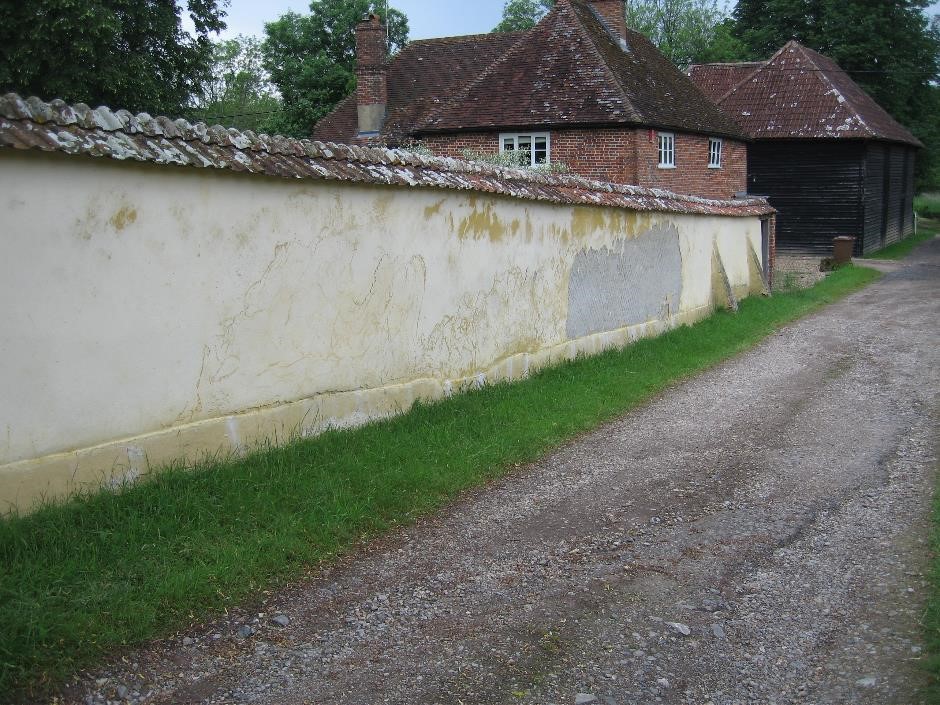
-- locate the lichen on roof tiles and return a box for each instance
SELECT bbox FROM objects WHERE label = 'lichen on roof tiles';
[0,92,773,219]
[315,0,743,145]
[689,41,920,147]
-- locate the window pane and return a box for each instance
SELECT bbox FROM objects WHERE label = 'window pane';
[709,138,721,167]
[658,133,674,166]
[503,138,515,151]
[534,137,548,164]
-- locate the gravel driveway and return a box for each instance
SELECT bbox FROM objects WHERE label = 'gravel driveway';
[71,239,939,705]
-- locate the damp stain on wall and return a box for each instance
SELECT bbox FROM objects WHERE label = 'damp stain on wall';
[108,206,137,232]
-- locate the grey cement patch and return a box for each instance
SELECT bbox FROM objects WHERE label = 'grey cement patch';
[566,224,682,339]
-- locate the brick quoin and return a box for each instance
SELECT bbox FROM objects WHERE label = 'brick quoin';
[421,128,747,200]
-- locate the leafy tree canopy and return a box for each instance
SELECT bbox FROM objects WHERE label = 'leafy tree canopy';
[627,0,728,65]
[189,36,280,133]
[492,0,555,32]
[0,0,226,116]
[262,0,408,138]
[493,0,734,66]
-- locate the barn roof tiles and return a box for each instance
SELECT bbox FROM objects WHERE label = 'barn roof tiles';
[688,41,921,146]
[685,62,766,103]
[314,0,744,144]
[0,92,772,218]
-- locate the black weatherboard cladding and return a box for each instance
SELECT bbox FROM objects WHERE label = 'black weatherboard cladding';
[887,147,906,246]
[750,140,916,256]
[863,144,886,254]
[903,151,915,236]
[748,141,865,255]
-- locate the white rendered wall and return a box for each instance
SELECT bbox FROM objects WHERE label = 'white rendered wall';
[0,152,765,510]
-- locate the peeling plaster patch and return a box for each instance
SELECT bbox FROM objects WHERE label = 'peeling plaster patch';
[566,224,682,339]
[457,201,509,242]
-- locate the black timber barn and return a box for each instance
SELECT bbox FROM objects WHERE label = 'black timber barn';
[690,42,921,255]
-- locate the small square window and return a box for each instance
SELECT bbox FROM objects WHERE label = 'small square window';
[658,132,675,168]
[708,138,723,168]
[499,132,551,167]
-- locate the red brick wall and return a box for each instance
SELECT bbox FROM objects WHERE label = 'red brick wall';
[420,133,494,158]
[551,128,637,183]
[355,17,387,108]
[419,128,746,200]
[768,215,777,287]
[587,0,628,41]
[634,130,746,200]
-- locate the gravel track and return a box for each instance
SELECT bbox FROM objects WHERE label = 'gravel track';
[66,239,939,705]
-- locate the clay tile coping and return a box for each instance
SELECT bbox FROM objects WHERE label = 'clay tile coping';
[0,93,774,219]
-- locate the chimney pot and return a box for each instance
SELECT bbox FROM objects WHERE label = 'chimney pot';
[355,13,387,137]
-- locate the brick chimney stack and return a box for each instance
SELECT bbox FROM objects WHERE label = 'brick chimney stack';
[355,13,387,137]
[587,0,628,44]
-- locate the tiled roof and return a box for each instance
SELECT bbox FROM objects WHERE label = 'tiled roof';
[563,1,744,138]
[685,62,765,102]
[0,93,773,218]
[315,0,745,143]
[313,31,526,145]
[691,42,921,146]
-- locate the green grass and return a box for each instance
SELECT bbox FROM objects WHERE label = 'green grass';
[927,491,940,704]
[862,219,938,260]
[915,193,940,220]
[0,265,881,701]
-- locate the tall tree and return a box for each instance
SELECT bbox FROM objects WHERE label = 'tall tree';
[627,0,728,65]
[190,36,281,132]
[695,17,750,63]
[492,0,555,32]
[493,0,733,66]
[262,0,408,138]
[732,0,940,186]
[0,0,226,115]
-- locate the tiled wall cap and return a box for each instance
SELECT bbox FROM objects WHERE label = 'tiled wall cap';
[0,92,774,218]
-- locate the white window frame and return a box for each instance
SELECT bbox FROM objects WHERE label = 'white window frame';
[658,132,675,169]
[499,132,551,167]
[708,137,723,169]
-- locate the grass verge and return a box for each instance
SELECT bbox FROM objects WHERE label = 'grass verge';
[915,193,940,220]
[0,265,881,700]
[926,490,940,703]
[863,220,937,260]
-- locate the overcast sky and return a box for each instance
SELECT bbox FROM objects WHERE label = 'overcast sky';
[203,0,940,41]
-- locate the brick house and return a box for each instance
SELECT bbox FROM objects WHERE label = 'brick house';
[689,42,922,255]
[313,0,748,200]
